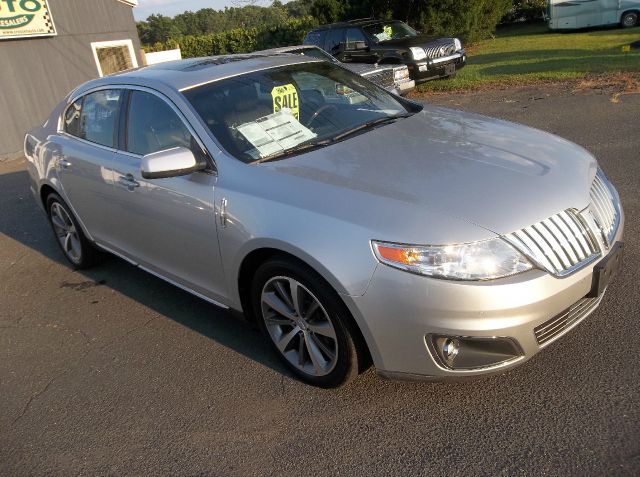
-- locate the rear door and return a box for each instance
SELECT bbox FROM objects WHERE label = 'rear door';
[55,89,123,243]
[109,88,226,302]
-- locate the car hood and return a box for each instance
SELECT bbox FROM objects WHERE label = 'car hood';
[341,62,388,75]
[379,35,454,49]
[268,106,597,237]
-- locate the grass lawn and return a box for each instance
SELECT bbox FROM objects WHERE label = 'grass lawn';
[417,22,640,91]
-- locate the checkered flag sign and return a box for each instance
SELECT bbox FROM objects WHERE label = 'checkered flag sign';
[0,0,57,39]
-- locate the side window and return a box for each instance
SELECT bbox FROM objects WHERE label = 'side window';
[324,28,345,55]
[345,27,368,46]
[126,91,192,156]
[63,99,83,137]
[79,90,122,148]
[304,31,322,47]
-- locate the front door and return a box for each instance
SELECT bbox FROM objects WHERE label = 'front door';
[108,89,226,302]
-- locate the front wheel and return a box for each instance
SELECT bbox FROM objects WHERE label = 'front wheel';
[251,258,366,388]
[622,12,638,28]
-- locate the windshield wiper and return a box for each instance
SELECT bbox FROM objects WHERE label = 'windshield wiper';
[329,113,412,142]
[251,139,331,165]
[252,114,412,164]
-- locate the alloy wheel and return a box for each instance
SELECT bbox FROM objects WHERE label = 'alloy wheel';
[261,276,338,377]
[50,202,82,264]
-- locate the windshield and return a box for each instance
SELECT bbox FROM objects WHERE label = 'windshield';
[183,62,415,164]
[363,21,417,43]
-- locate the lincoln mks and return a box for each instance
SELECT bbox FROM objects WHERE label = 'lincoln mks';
[25,54,624,387]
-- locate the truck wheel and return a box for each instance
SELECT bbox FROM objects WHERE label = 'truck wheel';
[622,12,638,28]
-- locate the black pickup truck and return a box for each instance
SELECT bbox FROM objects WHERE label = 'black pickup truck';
[303,18,467,83]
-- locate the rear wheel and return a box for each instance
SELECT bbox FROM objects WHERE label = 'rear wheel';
[622,12,638,28]
[46,193,103,269]
[252,258,365,388]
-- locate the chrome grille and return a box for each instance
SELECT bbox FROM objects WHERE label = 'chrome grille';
[424,42,456,59]
[505,209,601,277]
[364,69,395,89]
[534,295,603,346]
[589,169,620,246]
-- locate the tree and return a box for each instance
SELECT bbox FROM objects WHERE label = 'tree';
[310,0,347,24]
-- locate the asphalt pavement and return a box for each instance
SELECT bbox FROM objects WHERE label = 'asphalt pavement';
[1,84,639,476]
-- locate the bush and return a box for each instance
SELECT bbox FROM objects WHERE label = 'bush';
[503,0,547,23]
[413,0,513,43]
[145,16,318,57]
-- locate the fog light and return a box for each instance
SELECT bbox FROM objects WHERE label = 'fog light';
[442,338,460,365]
[428,335,524,371]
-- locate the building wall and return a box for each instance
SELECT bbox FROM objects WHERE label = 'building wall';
[0,0,142,158]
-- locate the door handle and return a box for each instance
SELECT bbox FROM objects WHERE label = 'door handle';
[117,173,140,190]
[219,197,228,228]
[59,157,72,169]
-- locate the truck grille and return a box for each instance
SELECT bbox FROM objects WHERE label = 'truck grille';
[364,69,395,89]
[424,42,457,59]
[589,169,620,246]
[534,295,603,346]
[504,209,601,277]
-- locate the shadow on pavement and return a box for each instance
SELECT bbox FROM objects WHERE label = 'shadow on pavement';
[0,164,288,378]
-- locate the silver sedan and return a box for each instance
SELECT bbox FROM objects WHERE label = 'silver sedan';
[25,54,624,387]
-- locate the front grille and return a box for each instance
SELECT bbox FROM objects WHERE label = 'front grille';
[505,209,601,277]
[534,295,603,346]
[589,169,620,246]
[424,42,457,59]
[365,69,395,89]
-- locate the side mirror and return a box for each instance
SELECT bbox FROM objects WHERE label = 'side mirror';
[343,40,368,52]
[141,147,206,180]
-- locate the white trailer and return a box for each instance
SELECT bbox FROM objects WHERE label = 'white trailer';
[548,0,640,29]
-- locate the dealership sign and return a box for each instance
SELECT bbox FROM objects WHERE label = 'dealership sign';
[0,0,56,40]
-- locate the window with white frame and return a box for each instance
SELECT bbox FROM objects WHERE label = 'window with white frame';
[91,39,138,77]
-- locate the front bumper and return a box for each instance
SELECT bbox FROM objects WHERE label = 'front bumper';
[408,51,467,82]
[395,78,416,96]
[342,215,624,381]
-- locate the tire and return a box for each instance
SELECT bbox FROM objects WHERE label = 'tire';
[251,258,367,388]
[622,12,638,28]
[46,192,103,269]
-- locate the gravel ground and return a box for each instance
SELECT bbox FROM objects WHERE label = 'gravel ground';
[1,85,639,476]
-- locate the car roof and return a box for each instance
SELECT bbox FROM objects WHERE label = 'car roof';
[72,53,322,97]
[310,18,387,31]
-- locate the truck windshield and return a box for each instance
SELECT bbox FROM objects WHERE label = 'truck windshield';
[363,21,417,43]
[183,62,416,164]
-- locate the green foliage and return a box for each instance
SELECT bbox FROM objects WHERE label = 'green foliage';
[310,0,348,25]
[503,0,547,23]
[415,0,513,43]
[146,17,319,58]
[312,0,514,43]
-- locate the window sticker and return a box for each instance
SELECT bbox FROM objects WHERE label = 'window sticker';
[237,109,317,160]
[272,84,300,120]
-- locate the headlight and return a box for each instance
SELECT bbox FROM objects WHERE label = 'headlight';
[409,47,427,61]
[454,38,462,51]
[371,238,533,281]
[394,67,410,81]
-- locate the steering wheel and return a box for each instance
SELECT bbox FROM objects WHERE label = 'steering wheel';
[305,104,339,128]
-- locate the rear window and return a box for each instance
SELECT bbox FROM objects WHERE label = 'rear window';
[63,99,83,137]
[324,28,345,55]
[304,30,326,47]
